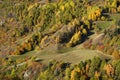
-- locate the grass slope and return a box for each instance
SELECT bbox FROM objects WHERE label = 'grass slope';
[10,46,112,65]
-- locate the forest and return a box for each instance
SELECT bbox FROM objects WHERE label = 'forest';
[0,0,120,80]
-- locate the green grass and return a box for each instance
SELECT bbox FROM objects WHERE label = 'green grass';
[110,14,120,26]
[10,47,112,65]
[95,13,120,31]
[9,50,38,60]
[33,49,112,64]
[111,14,120,21]
[96,21,113,30]
[57,47,74,53]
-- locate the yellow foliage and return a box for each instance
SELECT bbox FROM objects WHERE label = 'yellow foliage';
[112,49,120,59]
[69,1,75,7]
[71,31,81,43]
[51,24,59,32]
[65,68,71,76]
[74,18,79,25]
[80,25,84,30]
[34,3,38,7]
[111,0,117,8]
[71,18,79,26]
[60,5,65,11]
[84,20,90,29]
[28,3,38,11]
[55,35,61,43]
[88,7,101,21]
[70,67,81,80]
[55,11,60,17]
[117,6,120,12]
[36,24,42,28]
[74,67,81,73]
[91,13,97,21]
[67,31,81,47]
[95,9,101,17]
[95,71,100,79]
[81,16,85,21]
[28,4,34,11]
[28,10,34,17]
[40,36,48,45]
[88,13,96,21]
[13,50,19,55]
[88,14,91,20]
[70,70,75,80]
[26,43,32,51]
[82,28,87,35]
[9,18,14,22]
[101,16,106,21]
[70,70,77,80]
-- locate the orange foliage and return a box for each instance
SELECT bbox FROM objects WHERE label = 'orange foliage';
[104,64,114,77]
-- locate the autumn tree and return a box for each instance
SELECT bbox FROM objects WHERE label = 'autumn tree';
[67,31,82,47]
[104,64,114,77]
[70,69,79,80]
[88,57,101,76]
[112,49,120,59]
[64,68,71,80]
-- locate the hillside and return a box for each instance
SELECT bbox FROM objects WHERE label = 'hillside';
[0,0,120,80]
